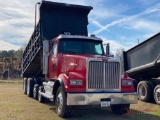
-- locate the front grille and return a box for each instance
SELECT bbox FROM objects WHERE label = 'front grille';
[87,61,120,91]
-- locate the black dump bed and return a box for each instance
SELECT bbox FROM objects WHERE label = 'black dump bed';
[22,1,92,77]
[123,32,160,79]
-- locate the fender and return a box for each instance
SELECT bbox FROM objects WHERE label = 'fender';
[57,73,69,92]
[52,78,65,104]
[53,78,65,98]
[53,73,69,96]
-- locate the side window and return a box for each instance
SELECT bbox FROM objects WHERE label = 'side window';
[52,42,57,56]
[95,44,103,54]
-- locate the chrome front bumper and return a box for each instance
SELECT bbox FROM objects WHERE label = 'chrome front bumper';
[67,92,138,106]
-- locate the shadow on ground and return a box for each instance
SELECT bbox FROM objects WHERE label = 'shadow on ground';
[46,101,159,120]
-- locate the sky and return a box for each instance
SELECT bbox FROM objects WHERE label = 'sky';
[0,0,160,54]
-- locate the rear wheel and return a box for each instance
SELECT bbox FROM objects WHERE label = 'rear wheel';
[111,104,130,115]
[23,78,28,94]
[33,84,39,100]
[137,81,154,102]
[55,86,71,118]
[27,78,34,97]
[154,85,160,104]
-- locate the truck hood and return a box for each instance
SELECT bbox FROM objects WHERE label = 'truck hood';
[61,54,120,78]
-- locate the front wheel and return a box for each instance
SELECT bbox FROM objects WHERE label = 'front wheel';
[154,85,160,104]
[111,104,130,115]
[55,86,71,118]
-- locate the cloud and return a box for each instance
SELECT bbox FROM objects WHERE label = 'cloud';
[93,3,160,34]
[100,36,130,55]
[120,19,160,33]
[118,33,156,47]
[90,20,110,32]
[89,3,129,20]
[0,40,20,51]
[137,0,159,6]
[0,0,36,51]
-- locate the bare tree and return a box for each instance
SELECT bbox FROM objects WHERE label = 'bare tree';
[115,48,125,74]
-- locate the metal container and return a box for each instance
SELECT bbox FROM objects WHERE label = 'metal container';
[123,32,160,79]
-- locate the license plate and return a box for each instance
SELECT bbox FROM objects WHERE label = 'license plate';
[101,101,110,108]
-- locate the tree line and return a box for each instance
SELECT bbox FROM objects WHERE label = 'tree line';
[0,47,23,60]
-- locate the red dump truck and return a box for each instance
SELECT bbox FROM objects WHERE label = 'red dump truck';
[22,1,137,118]
[123,32,160,104]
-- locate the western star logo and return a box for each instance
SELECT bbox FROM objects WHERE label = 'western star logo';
[102,57,109,62]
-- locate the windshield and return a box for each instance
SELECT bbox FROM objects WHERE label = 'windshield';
[59,38,104,55]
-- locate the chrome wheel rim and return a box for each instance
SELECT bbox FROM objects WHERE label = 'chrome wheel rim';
[139,85,146,99]
[33,87,36,98]
[38,90,41,101]
[156,88,160,101]
[23,81,25,91]
[56,93,63,113]
[27,83,29,95]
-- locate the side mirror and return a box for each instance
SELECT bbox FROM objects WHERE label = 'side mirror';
[106,43,110,56]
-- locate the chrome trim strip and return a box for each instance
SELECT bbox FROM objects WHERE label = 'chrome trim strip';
[67,92,138,105]
[103,62,106,89]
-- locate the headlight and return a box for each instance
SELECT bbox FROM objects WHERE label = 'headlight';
[70,79,82,85]
[122,80,133,86]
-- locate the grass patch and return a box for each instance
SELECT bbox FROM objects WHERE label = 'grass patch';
[0,82,160,120]
[0,79,22,83]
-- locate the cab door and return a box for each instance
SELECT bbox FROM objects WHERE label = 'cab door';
[48,42,57,79]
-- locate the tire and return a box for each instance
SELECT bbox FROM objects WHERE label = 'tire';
[137,81,154,102]
[38,86,45,103]
[33,84,39,100]
[150,80,159,87]
[133,80,138,92]
[27,78,35,97]
[154,85,160,104]
[55,86,71,118]
[111,104,130,115]
[23,78,28,94]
